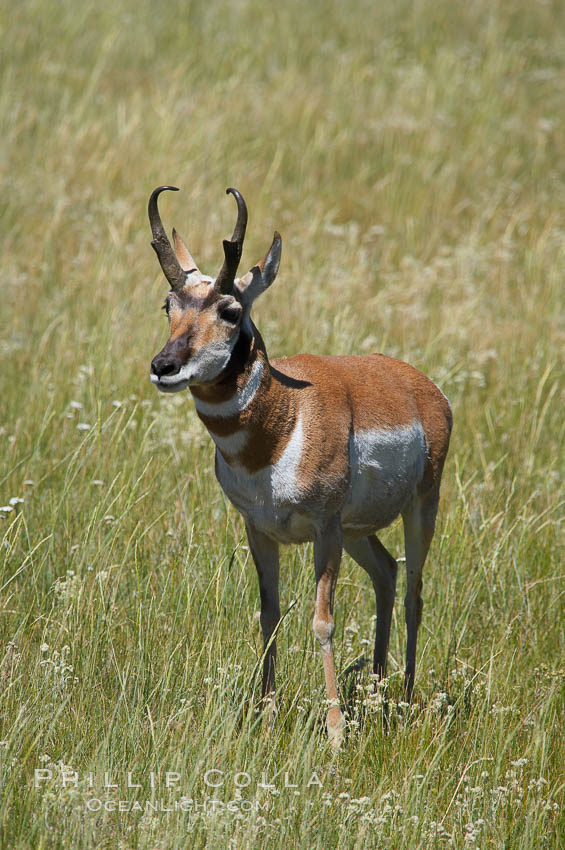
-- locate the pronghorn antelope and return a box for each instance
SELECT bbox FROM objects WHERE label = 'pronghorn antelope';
[148,186,452,744]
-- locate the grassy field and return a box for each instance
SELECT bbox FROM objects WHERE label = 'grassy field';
[1,0,564,847]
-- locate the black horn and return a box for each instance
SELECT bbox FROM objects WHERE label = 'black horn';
[214,187,248,294]
[148,186,187,292]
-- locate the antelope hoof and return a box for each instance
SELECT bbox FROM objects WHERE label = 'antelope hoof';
[261,694,278,726]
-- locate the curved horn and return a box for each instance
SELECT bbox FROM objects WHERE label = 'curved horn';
[214,187,248,294]
[148,186,187,292]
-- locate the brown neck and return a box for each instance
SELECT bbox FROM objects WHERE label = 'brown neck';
[189,321,300,472]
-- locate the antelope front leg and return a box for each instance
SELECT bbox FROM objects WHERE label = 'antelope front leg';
[246,521,280,715]
[313,516,346,746]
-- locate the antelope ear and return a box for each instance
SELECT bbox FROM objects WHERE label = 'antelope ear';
[234,232,282,309]
[172,228,200,275]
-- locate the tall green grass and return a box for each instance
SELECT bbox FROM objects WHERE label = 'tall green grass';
[0,0,563,847]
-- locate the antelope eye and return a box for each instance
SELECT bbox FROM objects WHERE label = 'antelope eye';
[219,305,241,324]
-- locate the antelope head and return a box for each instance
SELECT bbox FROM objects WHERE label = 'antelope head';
[149,186,282,393]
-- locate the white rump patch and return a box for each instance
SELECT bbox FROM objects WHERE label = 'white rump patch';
[193,359,265,418]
